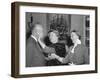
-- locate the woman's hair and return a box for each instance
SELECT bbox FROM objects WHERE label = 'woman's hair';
[48,30,60,38]
[71,30,81,40]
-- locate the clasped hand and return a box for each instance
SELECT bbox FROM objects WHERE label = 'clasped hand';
[48,53,58,60]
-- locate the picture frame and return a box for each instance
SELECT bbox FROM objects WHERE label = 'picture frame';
[11,2,98,78]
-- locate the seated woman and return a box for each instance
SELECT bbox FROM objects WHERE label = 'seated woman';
[51,30,89,65]
[38,30,67,66]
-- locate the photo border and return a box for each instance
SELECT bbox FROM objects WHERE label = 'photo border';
[11,2,98,78]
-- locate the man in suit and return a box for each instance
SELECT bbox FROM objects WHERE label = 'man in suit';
[26,23,55,67]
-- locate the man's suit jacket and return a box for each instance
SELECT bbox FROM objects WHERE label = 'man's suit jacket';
[63,44,89,65]
[26,37,46,67]
[26,36,55,67]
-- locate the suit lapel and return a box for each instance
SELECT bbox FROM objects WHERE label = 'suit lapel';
[31,37,42,52]
[36,42,42,52]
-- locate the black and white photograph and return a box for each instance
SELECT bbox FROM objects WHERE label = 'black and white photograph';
[26,13,90,67]
[11,2,97,78]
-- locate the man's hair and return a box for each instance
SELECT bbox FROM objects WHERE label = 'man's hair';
[48,30,60,38]
[71,30,81,40]
[31,22,41,31]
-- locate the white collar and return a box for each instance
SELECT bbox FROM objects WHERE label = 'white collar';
[75,39,81,45]
[31,35,37,42]
[74,39,81,48]
[71,39,81,53]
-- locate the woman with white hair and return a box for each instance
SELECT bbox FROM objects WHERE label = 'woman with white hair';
[46,30,67,66]
[38,30,67,66]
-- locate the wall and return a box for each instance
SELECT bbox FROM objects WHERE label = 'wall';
[0,0,100,80]
[26,13,47,36]
[26,13,71,38]
[71,15,85,44]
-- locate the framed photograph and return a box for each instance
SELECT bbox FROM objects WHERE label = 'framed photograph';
[11,2,98,78]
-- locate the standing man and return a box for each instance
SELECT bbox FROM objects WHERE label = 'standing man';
[26,23,55,67]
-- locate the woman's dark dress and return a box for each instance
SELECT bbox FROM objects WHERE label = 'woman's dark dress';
[46,43,67,66]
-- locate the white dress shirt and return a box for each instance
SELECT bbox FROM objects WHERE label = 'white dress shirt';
[31,35,37,42]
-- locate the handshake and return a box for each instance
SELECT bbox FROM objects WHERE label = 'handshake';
[46,53,64,63]
[48,53,59,60]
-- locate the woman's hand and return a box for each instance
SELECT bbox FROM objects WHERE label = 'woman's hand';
[50,54,64,63]
[50,54,63,62]
[50,54,58,59]
[48,53,56,59]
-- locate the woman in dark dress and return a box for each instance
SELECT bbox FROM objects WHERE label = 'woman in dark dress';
[46,30,67,66]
